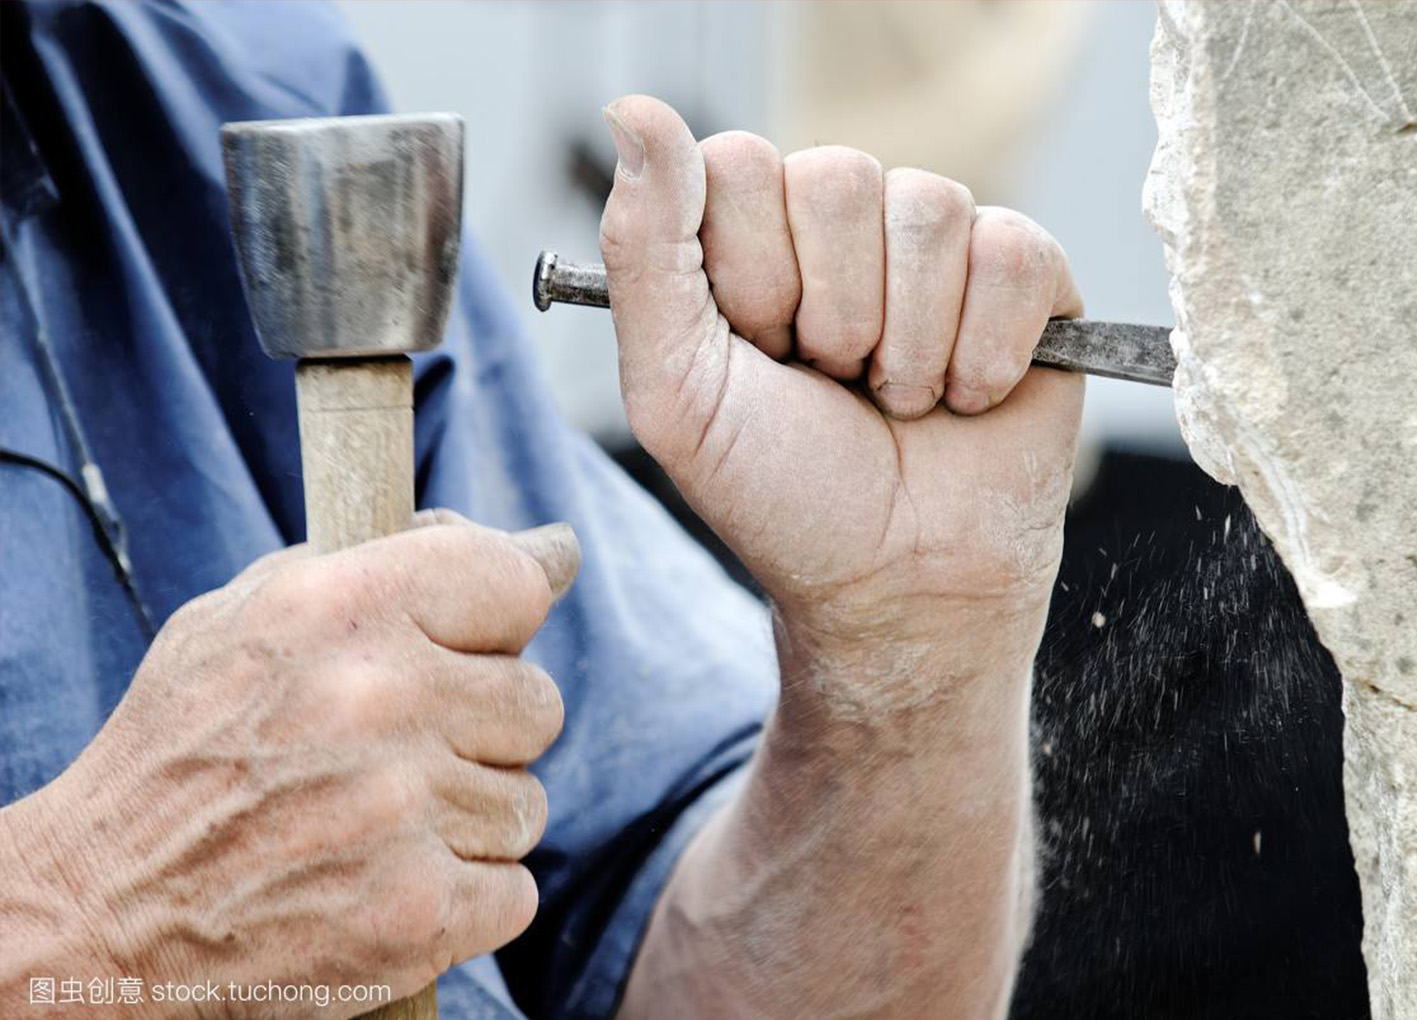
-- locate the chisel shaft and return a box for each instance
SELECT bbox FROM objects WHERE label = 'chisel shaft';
[532,251,1176,388]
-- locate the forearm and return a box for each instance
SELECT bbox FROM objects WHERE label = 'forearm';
[0,752,204,1020]
[0,783,131,1017]
[621,604,1042,1020]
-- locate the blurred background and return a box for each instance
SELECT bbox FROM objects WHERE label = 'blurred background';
[338,0,1182,458]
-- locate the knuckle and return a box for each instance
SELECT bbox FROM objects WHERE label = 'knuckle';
[970,208,1052,282]
[324,660,397,739]
[372,872,447,960]
[784,145,883,209]
[348,763,417,840]
[702,130,782,187]
[259,557,375,633]
[162,588,220,635]
[935,177,977,220]
[246,562,318,624]
[886,169,975,236]
[329,558,392,615]
[786,144,882,180]
[229,545,298,586]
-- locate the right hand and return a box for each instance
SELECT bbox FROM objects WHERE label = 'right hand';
[599,97,1083,696]
[8,513,577,1018]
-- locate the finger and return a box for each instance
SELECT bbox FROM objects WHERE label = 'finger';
[433,762,549,861]
[321,523,553,653]
[700,131,800,360]
[988,362,1086,440]
[506,524,580,602]
[443,860,540,960]
[234,510,470,604]
[783,146,885,380]
[429,653,564,766]
[413,512,580,603]
[868,169,975,420]
[946,207,1083,416]
[599,95,727,464]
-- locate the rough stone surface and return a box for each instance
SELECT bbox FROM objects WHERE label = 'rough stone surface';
[1145,2,1417,1015]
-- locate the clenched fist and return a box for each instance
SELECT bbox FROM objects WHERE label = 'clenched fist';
[603,97,1083,1020]
[3,515,577,1020]
[600,96,1083,688]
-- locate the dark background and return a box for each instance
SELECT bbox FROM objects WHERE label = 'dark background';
[623,445,1369,1020]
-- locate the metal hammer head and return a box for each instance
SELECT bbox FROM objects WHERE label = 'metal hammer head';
[222,113,464,360]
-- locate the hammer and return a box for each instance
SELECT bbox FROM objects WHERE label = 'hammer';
[223,112,464,1020]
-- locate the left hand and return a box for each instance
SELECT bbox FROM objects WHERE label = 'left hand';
[599,95,1083,687]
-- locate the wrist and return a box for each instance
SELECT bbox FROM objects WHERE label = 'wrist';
[2,785,111,1008]
[771,588,1047,716]
[2,767,179,1020]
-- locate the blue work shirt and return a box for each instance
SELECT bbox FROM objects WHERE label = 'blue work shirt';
[0,3,775,1016]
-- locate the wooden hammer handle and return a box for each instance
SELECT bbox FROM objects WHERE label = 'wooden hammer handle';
[295,356,437,1020]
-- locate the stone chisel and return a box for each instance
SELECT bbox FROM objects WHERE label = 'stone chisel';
[532,250,1177,387]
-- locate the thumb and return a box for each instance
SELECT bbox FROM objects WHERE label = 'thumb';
[507,523,581,603]
[599,95,724,463]
[413,510,582,603]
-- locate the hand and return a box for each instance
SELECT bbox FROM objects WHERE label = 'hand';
[600,96,1083,689]
[2,515,577,1019]
[602,97,1079,1019]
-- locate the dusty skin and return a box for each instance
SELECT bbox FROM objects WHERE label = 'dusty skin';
[1,92,1085,1020]
[601,95,1084,1020]
[0,517,578,1020]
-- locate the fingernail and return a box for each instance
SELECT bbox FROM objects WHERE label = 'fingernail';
[602,104,644,180]
[876,383,937,420]
[945,381,990,416]
[511,523,582,602]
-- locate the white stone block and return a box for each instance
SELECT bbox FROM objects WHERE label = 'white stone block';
[1146,2,1417,1014]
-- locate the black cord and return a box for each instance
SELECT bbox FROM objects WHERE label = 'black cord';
[0,449,157,641]
[3,203,157,642]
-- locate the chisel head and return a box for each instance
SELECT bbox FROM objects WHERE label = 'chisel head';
[222,113,464,360]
